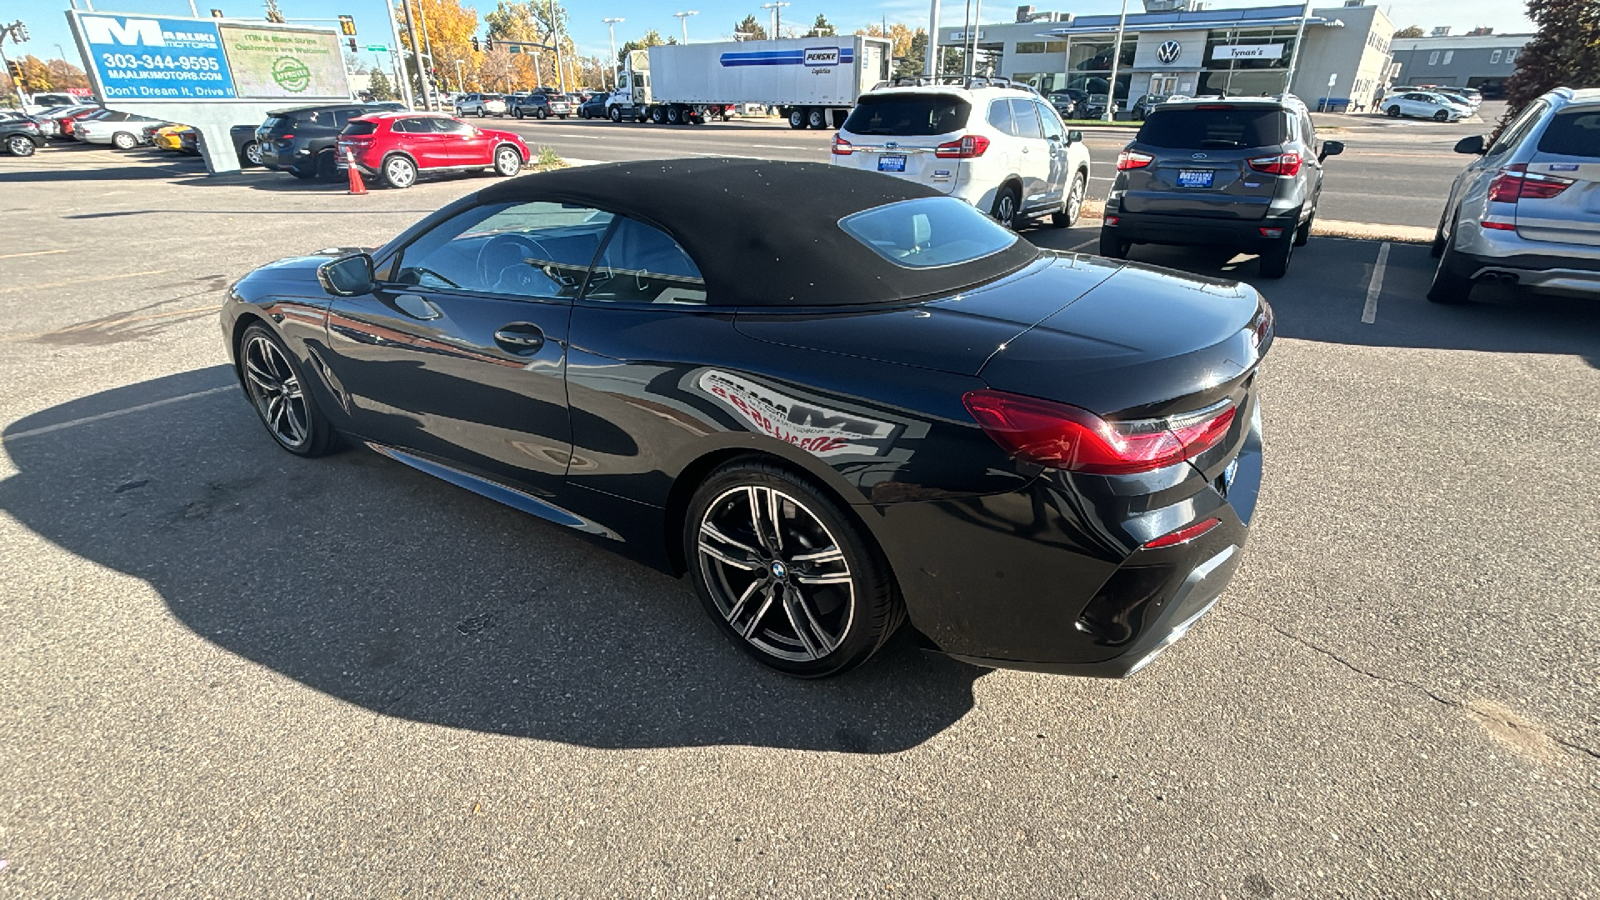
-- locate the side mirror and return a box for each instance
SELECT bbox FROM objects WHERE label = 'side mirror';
[318,252,375,297]
[1453,134,1486,155]
[1066,129,1083,145]
[1319,139,1344,161]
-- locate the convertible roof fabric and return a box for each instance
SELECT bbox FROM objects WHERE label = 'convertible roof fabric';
[474,158,1040,307]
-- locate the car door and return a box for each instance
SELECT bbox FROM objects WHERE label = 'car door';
[386,116,438,168]
[1032,99,1070,208]
[322,200,615,498]
[431,116,488,166]
[1007,99,1051,211]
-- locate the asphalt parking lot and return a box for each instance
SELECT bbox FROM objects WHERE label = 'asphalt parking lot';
[1,145,1597,897]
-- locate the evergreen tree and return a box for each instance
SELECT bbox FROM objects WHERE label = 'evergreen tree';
[368,68,398,100]
[803,14,836,38]
[735,14,767,41]
[1501,0,1600,131]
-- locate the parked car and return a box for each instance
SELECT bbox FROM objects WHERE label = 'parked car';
[2,117,45,156]
[1099,96,1344,278]
[831,79,1094,230]
[76,112,166,148]
[577,92,610,119]
[1429,87,1600,304]
[1130,93,1169,120]
[454,93,509,118]
[335,112,528,189]
[1383,91,1471,122]
[1045,90,1079,119]
[150,124,193,153]
[257,104,383,180]
[512,92,572,119]
[51,107,104,140]
[230,123,265,167]
[221,158,1273,679]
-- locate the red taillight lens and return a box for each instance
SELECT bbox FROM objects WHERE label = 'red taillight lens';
[1247,151,1302,177]
[1116,149,1153,170]
[1487,163,1573,202]
[934,134,989,158]
[831,134,852,156]
[1145,518,1221,549]
[962,390,1237,475]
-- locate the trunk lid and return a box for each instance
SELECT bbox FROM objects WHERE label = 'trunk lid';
[835,92,974,196]
[1120,105,1290,220]
[1515,105,1600,246]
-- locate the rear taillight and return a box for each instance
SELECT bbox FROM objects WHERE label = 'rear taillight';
[1247,151,1302,177]
[1487,163,1573,202]
[1250,303,1273,349]
[1116,149,1153,170]
[962,390,1237,475]
[934,135,989,158]
[831,135,852,156]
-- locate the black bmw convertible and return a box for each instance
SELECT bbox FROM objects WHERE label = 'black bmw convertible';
[222,159,1271,679]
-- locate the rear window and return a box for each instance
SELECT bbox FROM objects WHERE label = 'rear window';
[1537,108,1600,157]
[1136,107,1288,149]
[839,197,1018,269]
[342,120,378,136]
[843,94,972,136]
[260,116,282,130]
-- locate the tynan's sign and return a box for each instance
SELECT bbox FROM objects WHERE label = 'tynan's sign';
[1211,43,1286,61]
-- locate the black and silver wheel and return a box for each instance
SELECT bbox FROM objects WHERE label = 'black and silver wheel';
[1426,230,1474,304]
[537,108,548,120]
[666,104,682,125]
[991,183,1020,230]
[609,106,622,123]
[315,149,339,180]
[1293,206,1314,247]
[515,108,525,119]
[649,106,666,124]
[1434,109,1449,122]
[112,131,138,150]
[807,107,829,129]
[238,324,339,457]
[789,108,807,129]
[477,107,486,118]
[1052,172,1086,228]
[1258,226,1295,278]
[686,461,902,678]
[493,144,521,177]
[1386,105,1401,118]
[1098,227,1130,259]
[242,140,262,167]
[6,135,36,157]
[382,154,417,189]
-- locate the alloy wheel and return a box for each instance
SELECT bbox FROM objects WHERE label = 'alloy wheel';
[243,141,262,166]
[7,135,34,156]
[1066,175,1085,223]
[241,334,309,449]
[495,147,521,176]
[995,192,1017,229]
[696,485,855,663]
[385,156,416,188]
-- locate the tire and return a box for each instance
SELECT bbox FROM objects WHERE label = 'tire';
[609,106,622,123]
[476,107,486,118]
[1386,105,1401,117]
[991,183,1021,230]
[6,135,36,157]
[1434,110,1449,122]
[650,106,666,124]
[493,144,521,177]
[315,149,338,180]
[382,154,417,189]
[1053,172,1086,228]
[289,166,317,180]
[807,107,829,130]
[241,140,262,167]
[1293,206,1314,247]
[685,460,904,678]
[112,131,138,150]
[1426,230,1475,304]
[1098,227,1130,259]
[537,108,548,120]
[1258,227,1294,278]
[789,108,807,129]
[666,104,682,125]
[1430,212,1448,258]
[237,323,341,458]
[515,108,524,119]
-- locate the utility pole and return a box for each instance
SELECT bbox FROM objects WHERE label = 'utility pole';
[399,0,434,110]
[548,0,567,92]
[760,2,787,40]
[970,0,983,76]
[674,11,697,44]
[924,0,941,76]
[1103,0,1128,121]
[603,17,623,90]
[384,1,415,108]
[413,0,438,109]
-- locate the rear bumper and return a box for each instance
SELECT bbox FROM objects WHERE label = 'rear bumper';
[1103,205,1300,248]
[1448,247,1600,296]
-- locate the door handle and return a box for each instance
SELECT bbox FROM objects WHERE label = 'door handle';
[494,323,545,353]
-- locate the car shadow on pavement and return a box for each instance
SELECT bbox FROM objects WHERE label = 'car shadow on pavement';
[0,368,983,754]
[1029,228,1600,369]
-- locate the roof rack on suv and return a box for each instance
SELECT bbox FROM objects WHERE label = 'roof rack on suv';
[872,75,1039,94]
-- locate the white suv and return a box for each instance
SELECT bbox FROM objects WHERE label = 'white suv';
[831,78,1092,230]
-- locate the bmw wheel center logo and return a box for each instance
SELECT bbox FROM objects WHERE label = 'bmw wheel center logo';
[1157,40,1182,64]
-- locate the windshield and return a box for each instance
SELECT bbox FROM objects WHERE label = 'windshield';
[1137,107,1287,149]
[843,94,972,136]
[839,197,1018,269]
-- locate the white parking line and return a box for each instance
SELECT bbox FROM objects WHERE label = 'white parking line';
[6,386,234,441]
[1362,241,1390,324]
[0,249,71,261]
[554,133,602,139]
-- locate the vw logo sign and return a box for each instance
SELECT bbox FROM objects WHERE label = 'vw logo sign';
[1157,40,1182,64]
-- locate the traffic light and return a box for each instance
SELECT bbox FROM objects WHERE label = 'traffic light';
[15,23,29,42]
[470,36,479,52]
[5,60,21,84]
[338,15,356,36]
[347,37,357,52]
[484,38,494,51]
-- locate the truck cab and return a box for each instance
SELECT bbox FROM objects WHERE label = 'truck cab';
[605,53,653,122]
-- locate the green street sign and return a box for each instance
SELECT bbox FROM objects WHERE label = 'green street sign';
[366,44,388,52]
[508,44,521,54]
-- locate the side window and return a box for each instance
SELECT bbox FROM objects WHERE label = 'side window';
[333,109,357,128]
[987,99,1013,135]
[392,201,615,299]
[1009,99,1043,139]
[432,117,473,134]
[1034,100,1064,140]
[1488,100,1547,156]
[584,217,707,305]
[390,117,423,134]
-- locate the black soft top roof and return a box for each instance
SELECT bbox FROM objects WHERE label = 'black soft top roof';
[473,158,1039,307]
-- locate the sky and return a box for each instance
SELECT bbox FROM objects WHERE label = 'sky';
[11,0,1537,72]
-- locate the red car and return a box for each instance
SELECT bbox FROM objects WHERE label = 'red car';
[54,107,105,141]
[335,112,529,189]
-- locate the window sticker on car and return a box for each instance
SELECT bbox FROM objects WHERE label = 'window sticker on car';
[698,370,899,457]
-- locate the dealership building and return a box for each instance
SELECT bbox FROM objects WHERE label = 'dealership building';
[937,0,1396,111]
[1389,31,1532,95]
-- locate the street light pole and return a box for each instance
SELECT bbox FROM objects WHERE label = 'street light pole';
[603,16,622,90]
[674,11,698,44]
[924,0,940,77]
[1102,0,1128,121]
[760,2,787,39]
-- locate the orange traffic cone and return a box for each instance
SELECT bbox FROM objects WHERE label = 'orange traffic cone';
[345,148,367,195]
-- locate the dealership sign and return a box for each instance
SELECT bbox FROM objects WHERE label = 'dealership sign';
[1212,43,1285,61]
